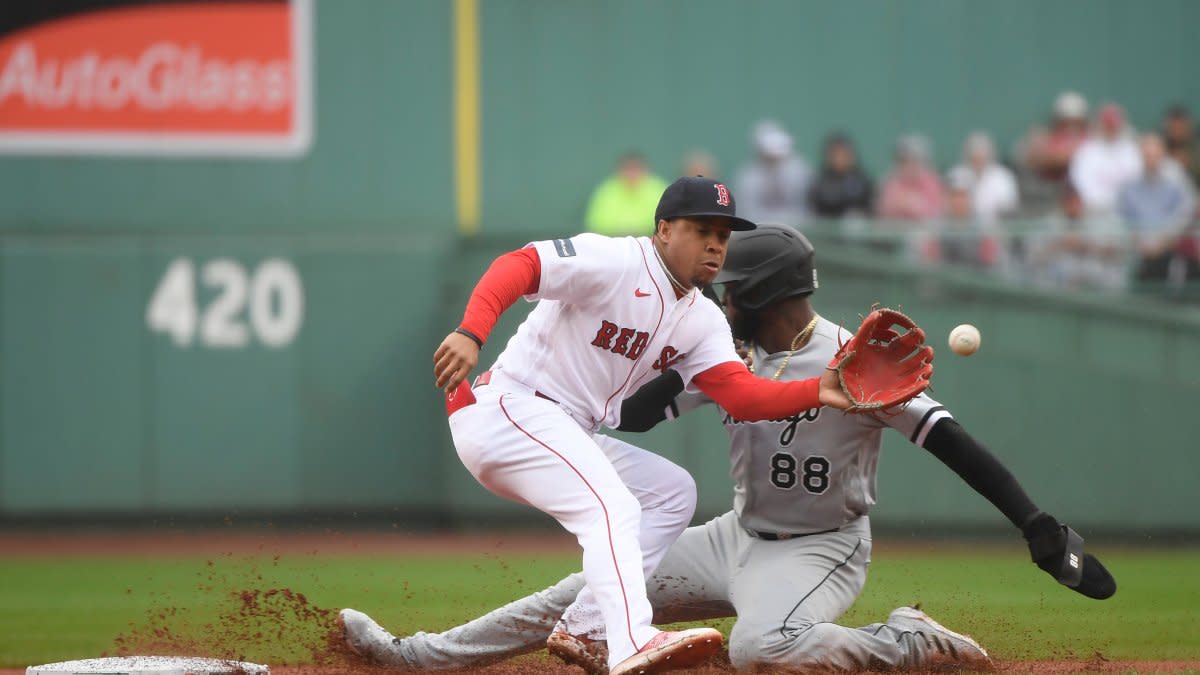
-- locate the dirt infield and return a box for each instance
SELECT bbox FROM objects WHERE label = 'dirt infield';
[5,531,1197,674]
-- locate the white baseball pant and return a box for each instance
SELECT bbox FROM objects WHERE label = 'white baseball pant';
[448,374,697,668]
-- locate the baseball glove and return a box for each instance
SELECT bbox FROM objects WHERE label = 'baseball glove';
[827,308,934,413]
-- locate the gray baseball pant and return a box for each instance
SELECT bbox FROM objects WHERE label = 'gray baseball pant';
[398,512,931,671]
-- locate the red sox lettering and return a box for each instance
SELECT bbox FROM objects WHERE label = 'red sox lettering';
[590,320,685,372]
[591,320,651,360]
[651,346,687,374]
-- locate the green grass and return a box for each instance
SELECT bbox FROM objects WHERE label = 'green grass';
[1,544,1198,668]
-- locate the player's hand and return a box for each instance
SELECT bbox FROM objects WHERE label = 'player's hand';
[433,332,480,392]
[818,368,853,410]
[1021,512,1116,600]
[825,308,933,413]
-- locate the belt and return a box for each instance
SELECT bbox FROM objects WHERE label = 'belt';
[748,526,840,541]
[472,370,559,404]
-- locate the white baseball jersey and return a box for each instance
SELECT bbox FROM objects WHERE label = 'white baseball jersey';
[670,317,950,534]
[489,233,743,431]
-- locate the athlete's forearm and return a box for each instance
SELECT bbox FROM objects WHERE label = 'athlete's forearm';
[617,370,685,432]
[921,419,1039,528]
[458,247,541,344]
[693,362,820,421]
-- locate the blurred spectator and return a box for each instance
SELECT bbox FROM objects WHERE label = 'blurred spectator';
[930,167,1002,268]
[807,132,874,218]
[1070,103,1142,215]
[733,119,812,226]
[681,149,718,178]
[877,134,944,221]
[1161,104,1200,189]
[1022,90,1091,183]
[940,165,988,265]
[1031,182,1127,291]
[950,131,1019,224]
[1118,133,1196,283]
[583,152,668,236]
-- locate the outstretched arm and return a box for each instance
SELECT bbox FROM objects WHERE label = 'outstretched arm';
[920,419,1038,528]
[693,362,855,419]
[920,418,1116,599]
[433,247,541,390]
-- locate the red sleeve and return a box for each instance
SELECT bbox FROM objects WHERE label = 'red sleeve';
[692,362,821,421]
[458,247,541,344]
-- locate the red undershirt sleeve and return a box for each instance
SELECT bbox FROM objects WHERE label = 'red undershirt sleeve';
[691,361,822,421]
[458,247,541,344]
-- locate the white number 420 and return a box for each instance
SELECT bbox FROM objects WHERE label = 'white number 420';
[146,257,304,349]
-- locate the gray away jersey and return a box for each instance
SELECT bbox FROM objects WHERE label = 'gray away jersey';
[668,317,950,534]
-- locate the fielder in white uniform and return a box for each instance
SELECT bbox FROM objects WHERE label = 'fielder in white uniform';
[339,225,1116,673]
[342,181,885,675]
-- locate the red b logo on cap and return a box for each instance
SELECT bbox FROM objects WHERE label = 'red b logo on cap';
[714,183,731,206]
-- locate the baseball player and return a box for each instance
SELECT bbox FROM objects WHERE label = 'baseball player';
[338,225,1115,673]
[340,180,932,675]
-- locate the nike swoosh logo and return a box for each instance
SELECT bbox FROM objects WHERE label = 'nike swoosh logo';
[635,289,651,297]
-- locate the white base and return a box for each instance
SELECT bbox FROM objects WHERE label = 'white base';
[27,656,269,675]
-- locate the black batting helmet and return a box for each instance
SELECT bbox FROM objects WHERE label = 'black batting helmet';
[714,224,817,311]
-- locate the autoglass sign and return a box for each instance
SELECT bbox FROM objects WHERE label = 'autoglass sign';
[0,0,312,157]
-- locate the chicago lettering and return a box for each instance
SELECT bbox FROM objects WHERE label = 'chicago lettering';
[723,408,821,446]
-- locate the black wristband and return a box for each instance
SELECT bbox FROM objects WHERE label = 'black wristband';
[454,327,483,348]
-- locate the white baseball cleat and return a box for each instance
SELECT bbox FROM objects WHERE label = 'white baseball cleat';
[546,629,609,675]
[887,606,994,671]
[608,627,723,675]
[337,607,410,667]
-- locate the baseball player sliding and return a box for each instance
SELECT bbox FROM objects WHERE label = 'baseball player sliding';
[338,179,932,675]
[338,225,1115,673]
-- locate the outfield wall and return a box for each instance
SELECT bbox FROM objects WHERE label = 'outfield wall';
[2,234,1196,533]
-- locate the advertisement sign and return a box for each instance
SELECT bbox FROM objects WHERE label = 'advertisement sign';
[0,0,312,157]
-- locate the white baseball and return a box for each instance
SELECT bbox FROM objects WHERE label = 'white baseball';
[949,324,981,356]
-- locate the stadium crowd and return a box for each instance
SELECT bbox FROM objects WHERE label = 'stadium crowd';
[583,92,1200,298]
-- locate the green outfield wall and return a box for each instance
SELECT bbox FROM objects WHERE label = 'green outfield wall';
[2,1,1199,532]
[2,233,1197,532]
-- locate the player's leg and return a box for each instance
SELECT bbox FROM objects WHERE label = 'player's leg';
[396,573,588,669]
[397,515,741,672]
[550,512,741,673]
[725,517,907,671]
[646,511,740,624]
[450,390,658,668]
[724,516,990,671]
[555,435,699,639]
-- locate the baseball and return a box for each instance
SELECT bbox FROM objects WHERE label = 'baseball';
[949,324,981,356]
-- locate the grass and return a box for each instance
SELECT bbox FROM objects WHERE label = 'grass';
[1,543,1198,668]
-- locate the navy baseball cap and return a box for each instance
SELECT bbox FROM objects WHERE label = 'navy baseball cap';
[654,176,757,231]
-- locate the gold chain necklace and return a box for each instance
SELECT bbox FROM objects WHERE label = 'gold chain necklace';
[748,315,820,381]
